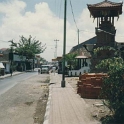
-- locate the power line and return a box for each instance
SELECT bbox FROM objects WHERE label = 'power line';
[59,0,62,19]
[69,0,78,30]
[54,0,57,16]
[53,0,63,44]
[0,40,13,43]
[0,40,8,42]
[54,0,62,19]
[69,0,80,54]
[46,44,73,47]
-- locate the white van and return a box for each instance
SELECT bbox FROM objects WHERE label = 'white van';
[40,65,53,74]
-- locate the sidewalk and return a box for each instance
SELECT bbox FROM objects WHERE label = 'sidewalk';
[0,71,23,79]
[44,73,101,124]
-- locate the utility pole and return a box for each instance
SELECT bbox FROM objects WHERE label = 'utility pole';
[61,0,67,88]
[54,39,59,59]
[77,29,80,55]
[10,47,13,76]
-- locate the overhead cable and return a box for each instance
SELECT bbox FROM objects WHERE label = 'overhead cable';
[69,0,78,30]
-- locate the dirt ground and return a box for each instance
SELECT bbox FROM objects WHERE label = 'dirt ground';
[0,74,49,124]
[66,77,110,122]
[33,75,49,124]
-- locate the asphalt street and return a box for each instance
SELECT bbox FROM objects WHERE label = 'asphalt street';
[0,71,38,95]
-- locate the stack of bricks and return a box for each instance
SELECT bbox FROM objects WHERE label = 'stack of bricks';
[77,73,107,99]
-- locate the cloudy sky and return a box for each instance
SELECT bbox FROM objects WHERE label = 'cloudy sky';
[0,0,124,61]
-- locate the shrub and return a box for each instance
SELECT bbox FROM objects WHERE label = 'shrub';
[96,57,124,123]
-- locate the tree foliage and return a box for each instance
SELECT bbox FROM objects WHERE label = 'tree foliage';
[9,35,46,59]
[93,46,116,56]
[65,53,77,70]
[95,47,124,123]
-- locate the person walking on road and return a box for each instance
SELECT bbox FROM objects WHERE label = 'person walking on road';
[38,68,41,74]
[52,66,56,75]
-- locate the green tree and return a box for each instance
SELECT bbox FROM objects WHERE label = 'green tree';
[40,57,47,64]
[9,35,46,59]
[65,53,77,70]
[94,46,124,124]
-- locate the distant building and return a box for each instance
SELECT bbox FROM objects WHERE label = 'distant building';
[0,48,10,73]
[0,48,27,73]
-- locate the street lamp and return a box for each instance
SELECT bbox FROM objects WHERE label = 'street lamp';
[61,0,67,87]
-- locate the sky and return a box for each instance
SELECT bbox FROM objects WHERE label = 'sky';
[0,0,124,61]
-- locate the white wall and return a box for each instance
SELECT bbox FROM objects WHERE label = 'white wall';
[68,58,91,76]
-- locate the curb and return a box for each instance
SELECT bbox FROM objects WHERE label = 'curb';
[0,72,24,79]
[43,85,52,124]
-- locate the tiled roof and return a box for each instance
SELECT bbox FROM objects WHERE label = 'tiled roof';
[0,48,8,51]
[0,48,9,52]
[87,0,122,8]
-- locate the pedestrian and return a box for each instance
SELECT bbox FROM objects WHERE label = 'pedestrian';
[52,66,56,75]
[38,68,41,74]
[10,68,13,76]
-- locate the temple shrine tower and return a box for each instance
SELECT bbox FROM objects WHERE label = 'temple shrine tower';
[87,0,123,47]
[87,0,123,72]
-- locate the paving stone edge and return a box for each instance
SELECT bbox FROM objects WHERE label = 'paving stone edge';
[43,84,51,124]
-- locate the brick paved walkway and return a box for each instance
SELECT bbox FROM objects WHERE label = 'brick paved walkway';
[44,73,101,124]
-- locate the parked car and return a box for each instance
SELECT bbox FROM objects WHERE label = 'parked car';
[40,65,53,74]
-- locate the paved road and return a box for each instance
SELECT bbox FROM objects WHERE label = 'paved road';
[0,73,49,124]
[0,71,38,95]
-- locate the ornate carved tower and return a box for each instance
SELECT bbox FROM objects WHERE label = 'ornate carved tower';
[87,0,123,72]
[87,0,123,47]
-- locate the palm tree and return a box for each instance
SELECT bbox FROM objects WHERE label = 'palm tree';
[65,53,77,70]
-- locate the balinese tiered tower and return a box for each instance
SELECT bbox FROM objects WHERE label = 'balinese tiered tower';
[87,0,123,72]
